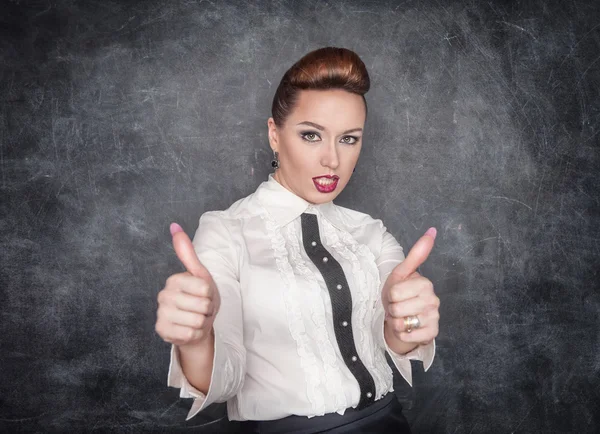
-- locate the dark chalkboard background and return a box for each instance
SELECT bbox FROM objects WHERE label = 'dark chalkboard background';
[1,0,599,432]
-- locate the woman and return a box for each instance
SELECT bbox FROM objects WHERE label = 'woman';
[156,47,440,433]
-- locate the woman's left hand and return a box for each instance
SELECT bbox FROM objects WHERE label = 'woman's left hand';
[382,228,440,346]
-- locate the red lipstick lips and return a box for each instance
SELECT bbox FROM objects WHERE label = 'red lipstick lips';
[313,175,339,193]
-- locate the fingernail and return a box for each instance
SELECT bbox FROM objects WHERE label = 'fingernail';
[170,222,183,236]
[425,227,437,240]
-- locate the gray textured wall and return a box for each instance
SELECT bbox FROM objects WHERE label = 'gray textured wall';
[1,0,599,432]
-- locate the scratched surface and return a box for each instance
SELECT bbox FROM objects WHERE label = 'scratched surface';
[1,0,598,432]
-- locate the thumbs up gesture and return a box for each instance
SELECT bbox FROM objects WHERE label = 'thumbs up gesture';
[155,223,221,347]
[382,228,440,345]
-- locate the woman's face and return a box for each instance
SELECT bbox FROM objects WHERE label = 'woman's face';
[268,89,366,204]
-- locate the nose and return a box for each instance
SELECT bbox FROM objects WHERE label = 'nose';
[320,141,340,170]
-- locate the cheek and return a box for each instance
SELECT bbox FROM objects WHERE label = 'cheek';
[341,146,361,168]
[285,142,314,169]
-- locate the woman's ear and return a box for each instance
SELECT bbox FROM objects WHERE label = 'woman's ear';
[267,117,279,151]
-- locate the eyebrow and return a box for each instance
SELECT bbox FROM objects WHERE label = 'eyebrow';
[296,121,363,135]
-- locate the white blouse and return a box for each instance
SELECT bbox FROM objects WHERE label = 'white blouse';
[168,173,435,421]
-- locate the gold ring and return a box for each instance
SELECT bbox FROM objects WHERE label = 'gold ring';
[404,315,421,333]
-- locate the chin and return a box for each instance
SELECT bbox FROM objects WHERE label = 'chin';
[312,191,341,203]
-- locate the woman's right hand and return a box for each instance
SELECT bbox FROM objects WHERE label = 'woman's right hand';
[155,223,221,348]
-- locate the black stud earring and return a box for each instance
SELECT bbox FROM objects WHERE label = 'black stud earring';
[353,167,356,173]
[271,151,280,170]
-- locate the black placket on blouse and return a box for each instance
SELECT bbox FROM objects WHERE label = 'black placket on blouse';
[300,212,377,410]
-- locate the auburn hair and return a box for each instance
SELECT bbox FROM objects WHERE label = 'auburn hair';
[271,47,370,127]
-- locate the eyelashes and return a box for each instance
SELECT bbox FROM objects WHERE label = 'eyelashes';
[300,132,320,142]
[299,131,361,145]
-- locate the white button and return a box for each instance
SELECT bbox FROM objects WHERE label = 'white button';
[366,392,372,398]
[351,356,357,362]
[336,284,342,290]
[342,321,348,327]
[311,241,317,247]
[322,257,328,263]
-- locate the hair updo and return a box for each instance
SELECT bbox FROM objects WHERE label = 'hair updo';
[271,47,370,127]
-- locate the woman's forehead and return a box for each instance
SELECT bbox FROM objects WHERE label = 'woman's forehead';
[287,90,366,127]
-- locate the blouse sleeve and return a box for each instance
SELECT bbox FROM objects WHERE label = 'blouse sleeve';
[167,212,246,420]
[371,225,436,387]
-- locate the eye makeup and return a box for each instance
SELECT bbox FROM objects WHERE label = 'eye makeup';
[299,131,361,144]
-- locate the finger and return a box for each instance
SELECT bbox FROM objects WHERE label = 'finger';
[399,325,438,343]
[387,310,431,332]
[164,308,210,329]
[170,223,212,280]
[388,273,433,303]
[407,271,421,279]
[169,274,213,298]
[173,292,214,315]
[387,317,406,333]
[388,297,428,318]
[392,227,437,280]
[388,281,422,303]
[158,322,201,345]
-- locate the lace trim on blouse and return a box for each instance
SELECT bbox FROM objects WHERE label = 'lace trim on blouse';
[257,210,325,415]
[285,222,348,411]
[320,217,392,398]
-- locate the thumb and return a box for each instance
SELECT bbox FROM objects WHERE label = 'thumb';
[170,222,212,280]
[392,227,437,280]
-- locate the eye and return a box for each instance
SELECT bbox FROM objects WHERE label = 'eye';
[340,136,360,145]
[300,131,321,142]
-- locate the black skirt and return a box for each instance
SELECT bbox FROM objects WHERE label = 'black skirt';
[240,393,412,434]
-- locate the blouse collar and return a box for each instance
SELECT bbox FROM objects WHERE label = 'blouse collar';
[255,173,344,230]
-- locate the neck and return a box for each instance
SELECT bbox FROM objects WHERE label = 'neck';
[272,171,318,205]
